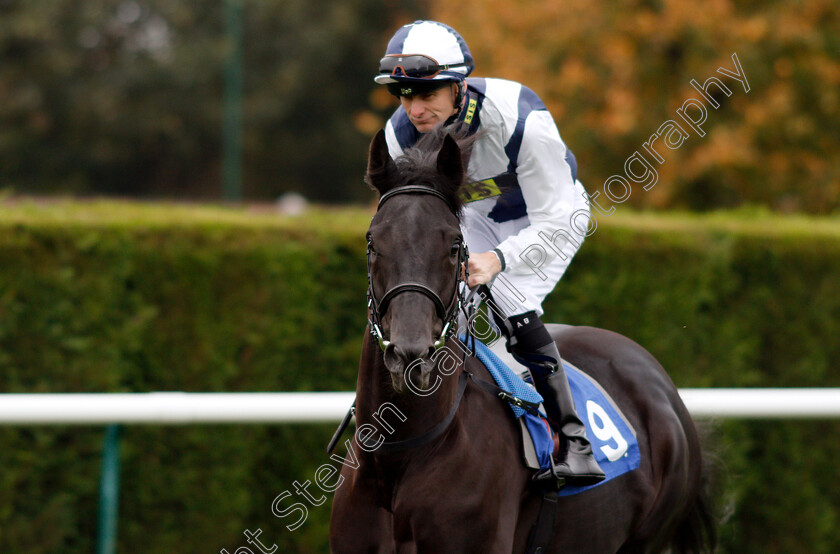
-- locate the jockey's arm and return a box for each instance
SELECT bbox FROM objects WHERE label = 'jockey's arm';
[493,110,579,276]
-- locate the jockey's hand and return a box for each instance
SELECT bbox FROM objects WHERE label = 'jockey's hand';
[467,251,502,288]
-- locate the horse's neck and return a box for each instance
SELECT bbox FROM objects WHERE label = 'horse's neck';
[355,337,460,444]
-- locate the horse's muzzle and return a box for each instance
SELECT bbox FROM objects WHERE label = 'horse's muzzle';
[384,343,435,394]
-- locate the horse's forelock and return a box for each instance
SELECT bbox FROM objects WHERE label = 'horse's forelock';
[394,124,478,215]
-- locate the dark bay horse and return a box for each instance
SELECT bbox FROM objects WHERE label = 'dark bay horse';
[329,128,715,553]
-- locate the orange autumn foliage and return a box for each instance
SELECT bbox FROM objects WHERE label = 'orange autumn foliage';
[430,0,840,213]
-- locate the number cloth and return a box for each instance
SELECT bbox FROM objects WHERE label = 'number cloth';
[464,336,642,495]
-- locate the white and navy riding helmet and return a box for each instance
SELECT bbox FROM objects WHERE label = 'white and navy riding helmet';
[375,21,474,96]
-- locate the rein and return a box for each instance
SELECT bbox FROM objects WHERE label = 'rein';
[374,367,543,455]
[327,336,542,455]
[366,185,468,352]
[375,370,469,455]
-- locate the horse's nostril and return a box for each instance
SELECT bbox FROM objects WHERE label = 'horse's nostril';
[394,344,431,364]
[383,343,400,367]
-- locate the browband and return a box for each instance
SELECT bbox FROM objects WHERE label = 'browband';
[377,185,457,214]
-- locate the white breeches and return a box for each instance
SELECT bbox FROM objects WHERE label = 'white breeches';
[460,202,586,318]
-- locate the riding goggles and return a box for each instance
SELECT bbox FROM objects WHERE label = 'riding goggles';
[379,54,467,80]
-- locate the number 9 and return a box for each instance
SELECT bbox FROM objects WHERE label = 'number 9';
[586,400,628,462]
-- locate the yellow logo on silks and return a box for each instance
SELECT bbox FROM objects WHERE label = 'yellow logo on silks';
[459,177,502,203]
[464,98,477,125]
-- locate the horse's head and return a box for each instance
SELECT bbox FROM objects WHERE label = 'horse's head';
[365,127,470,394]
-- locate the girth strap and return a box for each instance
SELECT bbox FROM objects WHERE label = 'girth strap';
[525,491,559,553]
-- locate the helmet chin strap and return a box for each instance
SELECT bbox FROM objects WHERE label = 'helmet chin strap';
[444,82,466,126]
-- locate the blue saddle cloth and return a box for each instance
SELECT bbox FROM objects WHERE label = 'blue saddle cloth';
[461,336,642,496]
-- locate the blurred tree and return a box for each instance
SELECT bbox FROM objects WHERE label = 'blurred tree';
[6,1,836,211]
[0,0,423,202]
[431,0,840,213]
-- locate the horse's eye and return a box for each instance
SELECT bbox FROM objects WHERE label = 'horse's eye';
[450,242,461,257]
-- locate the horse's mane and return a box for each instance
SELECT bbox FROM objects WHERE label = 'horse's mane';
[393,123,479,214]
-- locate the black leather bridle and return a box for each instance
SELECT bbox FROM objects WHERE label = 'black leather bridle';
[366,185,468,353]
[325,189,541,456]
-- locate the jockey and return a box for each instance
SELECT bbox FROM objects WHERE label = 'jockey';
[374,20,605,486]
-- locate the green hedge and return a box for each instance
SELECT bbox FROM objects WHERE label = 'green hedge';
[1,200,839,553]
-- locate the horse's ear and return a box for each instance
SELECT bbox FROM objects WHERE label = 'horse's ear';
[436,133,464,191]
[366,129,398,195]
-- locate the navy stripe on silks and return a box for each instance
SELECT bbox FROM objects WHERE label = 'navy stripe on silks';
[503,85,547,174]
[486,172,527,223]
[466,77,487,95]
[488,85,555,222]
[390,109,422,151]
[488,148,576,224]
[459,78,486,135]
[488,188,527,222]
[565,147,578,182]
[386,25,412,55]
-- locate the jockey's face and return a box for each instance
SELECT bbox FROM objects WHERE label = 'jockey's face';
[399,83,459,133]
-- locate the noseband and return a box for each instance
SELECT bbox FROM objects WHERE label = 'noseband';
[367,185,468,353]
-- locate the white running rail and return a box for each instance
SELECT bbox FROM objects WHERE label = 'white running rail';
[1,389,839,424]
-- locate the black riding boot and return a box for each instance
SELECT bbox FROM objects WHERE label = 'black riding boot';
[515,341,606,487]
